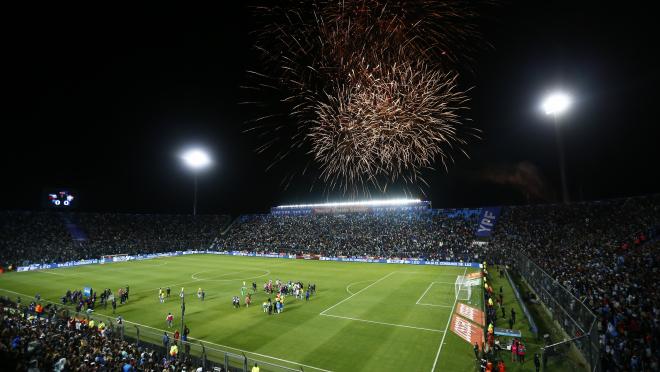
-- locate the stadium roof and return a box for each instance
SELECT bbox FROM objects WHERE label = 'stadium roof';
[274,198,424,209]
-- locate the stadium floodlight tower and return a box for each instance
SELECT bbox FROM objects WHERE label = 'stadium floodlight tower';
[180,148,212,216]
[541,91,572,204]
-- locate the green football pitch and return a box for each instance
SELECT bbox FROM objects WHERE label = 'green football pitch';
[0,255,483,372]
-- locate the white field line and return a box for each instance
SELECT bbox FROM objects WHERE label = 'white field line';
[33,270,69,276]
[190,268,270,282]
[417,303,453,308]
[123,321,333,372]
[320,313,445,333]
[416,282,436,305]
[430,266,468,372]
[345,280,376,295]
[0,287,333,372]
[134,270,272,297]
[140,261,168,268]
[135,258,295,296]
[319,271,396,315]
[416,281,455,306]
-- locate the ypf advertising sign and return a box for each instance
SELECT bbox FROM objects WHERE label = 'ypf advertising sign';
[475,207,501,238]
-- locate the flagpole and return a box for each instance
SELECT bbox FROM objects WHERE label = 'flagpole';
[180,291,185,340]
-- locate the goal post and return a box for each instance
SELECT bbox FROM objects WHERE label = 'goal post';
[100,253,129,264]
[455,275,475,303]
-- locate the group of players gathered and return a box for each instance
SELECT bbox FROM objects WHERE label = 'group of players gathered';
[155,279,317,313]
[60,286,129,314]
[259,279,316,315]
[38,276,312,334]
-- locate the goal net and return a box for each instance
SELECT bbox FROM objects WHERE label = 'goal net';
[100,253,129,263]
[455,275,481,303]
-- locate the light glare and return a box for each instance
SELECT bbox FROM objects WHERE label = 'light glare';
[181,149,212,169]
[542,92,571,115]
[275,198,423,209]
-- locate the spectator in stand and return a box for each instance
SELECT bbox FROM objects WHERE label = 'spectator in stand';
[0,211,230,268]
[218,210,480,261]
[0,296,199,371]
[490,194,660,372]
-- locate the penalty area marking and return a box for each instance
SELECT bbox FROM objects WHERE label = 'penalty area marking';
[137,259,296,296]
[190,269,270,282]
[0,287,333,372]
[417,303,453,308]
[345,280,377,295]
[430,266,468,372]
[326,272,448,333]
[320,313,445,333]
[138,261,168,268]
[33,270,69,276]
[415,281,455,307]
[319,271,396,315]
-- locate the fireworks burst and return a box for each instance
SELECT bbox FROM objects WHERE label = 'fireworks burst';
[244,0,490,195]
[309,61,476,193]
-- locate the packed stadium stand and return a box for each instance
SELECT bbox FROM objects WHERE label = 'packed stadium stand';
[1,195,659,370]
[217,210,480,260]
[0,296,200,371]
[489,195,660,371]
[0,212,230,268]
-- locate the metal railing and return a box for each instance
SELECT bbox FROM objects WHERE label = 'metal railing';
[0,291,311,372]
[511,253,600,372]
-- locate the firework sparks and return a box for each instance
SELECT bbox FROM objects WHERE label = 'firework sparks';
[244,0,490,195]
[309,60,477,192]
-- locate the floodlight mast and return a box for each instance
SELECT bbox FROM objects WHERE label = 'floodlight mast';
[181,149,212,216]
[542,92,572,204]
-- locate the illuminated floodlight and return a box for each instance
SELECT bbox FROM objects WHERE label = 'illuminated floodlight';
[181,149,212,170]
[275,198,422,209]
[542,92,571,116]
[180,147,213,216]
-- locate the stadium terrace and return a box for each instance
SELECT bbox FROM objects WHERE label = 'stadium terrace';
[0,194,658,372]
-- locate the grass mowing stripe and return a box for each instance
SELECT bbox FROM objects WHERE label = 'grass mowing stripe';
[0,287,333,372]
[1,256,480,371]
[430,266,468,372]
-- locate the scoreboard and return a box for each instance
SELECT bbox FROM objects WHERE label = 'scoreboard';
[44,189,77,209]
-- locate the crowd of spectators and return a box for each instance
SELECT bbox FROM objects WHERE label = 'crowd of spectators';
[0,212,229,268]
[3,195,659,370]
[490,195,660,371]
[218,210,480,261]
[0,212,76,269]
[0,296,203,371]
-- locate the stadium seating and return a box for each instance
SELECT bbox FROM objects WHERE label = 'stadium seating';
[0,297,200,371]
[1,195,659,370]
[217,211,479,261]
[0,212,230,267]
[489,195,660,371]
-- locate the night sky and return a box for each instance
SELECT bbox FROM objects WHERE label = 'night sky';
[2,2,658,216]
